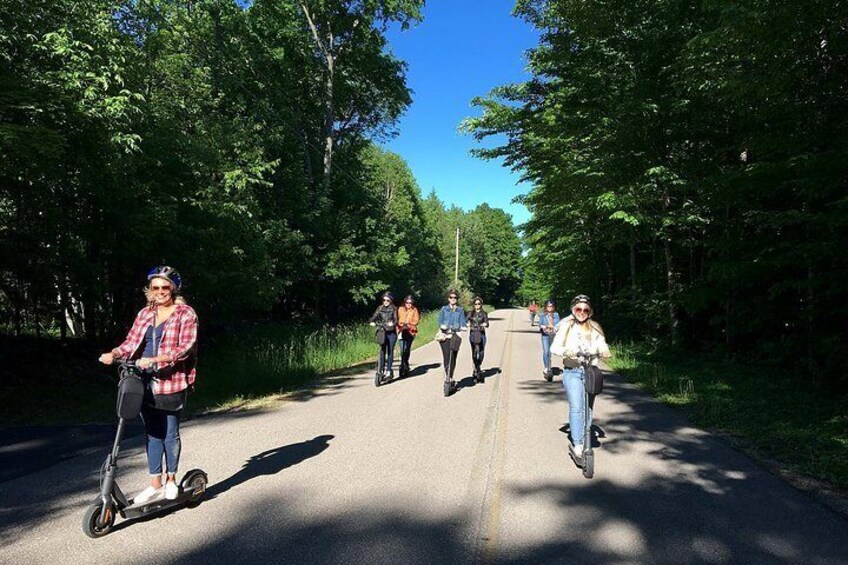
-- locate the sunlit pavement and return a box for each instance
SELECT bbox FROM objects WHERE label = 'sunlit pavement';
[1,309,846,564]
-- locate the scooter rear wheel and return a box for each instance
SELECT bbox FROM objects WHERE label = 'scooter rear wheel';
[82,501,115,538]
[443,379,452,397]
[181,469,208,508]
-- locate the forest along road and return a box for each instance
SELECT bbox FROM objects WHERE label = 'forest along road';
[1,309,847,564]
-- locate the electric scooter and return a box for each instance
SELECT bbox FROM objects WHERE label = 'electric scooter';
[469,324,485,384]
[442,329,459,397]
[82,361,208,538]
[374,340,393,386]
[568,353,599,479]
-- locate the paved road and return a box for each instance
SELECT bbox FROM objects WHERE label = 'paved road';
[1,309,846,564]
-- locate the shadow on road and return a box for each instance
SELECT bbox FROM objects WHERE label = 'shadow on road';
[206,435,334,500]
[405,363,440,378]
[560,423,606,448]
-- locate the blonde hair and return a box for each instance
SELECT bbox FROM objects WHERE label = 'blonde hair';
[145,277,186,307]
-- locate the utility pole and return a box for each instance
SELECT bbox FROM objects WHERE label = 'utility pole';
[454,227,460,286]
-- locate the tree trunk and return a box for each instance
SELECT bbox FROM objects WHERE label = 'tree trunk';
[664,238,678,345]
[321,55,334,191]
[629,241,637,298]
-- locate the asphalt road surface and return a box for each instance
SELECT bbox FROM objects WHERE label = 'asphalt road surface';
[1,309,846,564]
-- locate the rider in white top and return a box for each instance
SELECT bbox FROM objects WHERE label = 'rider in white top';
[550,294,611,457]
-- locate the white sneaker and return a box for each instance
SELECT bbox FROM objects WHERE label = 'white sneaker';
[572,443,584,458]
[164,481,179,500]
[134,486,159,504]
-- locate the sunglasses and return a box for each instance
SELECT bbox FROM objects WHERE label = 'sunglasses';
[448,296,458,300]
[474,302,482,306]
[150,285,172,291]
[383,298,391,302]
[573,307,590,314]
[405,301,413,304]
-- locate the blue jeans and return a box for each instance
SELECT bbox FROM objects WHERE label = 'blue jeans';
[540,333,553,370]
[562,367,595,447]
[140,404,182,475]
[379,331,397,373]
[470,333,487,367]
[399,332,415,367]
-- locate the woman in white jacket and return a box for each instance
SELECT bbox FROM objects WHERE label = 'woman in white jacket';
[550,294,611,457]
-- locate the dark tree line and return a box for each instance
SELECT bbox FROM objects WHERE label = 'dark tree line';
[465,0,848,388]
[0,0,524,339]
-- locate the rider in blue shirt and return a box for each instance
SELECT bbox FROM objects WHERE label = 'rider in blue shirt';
[538,299,560,380]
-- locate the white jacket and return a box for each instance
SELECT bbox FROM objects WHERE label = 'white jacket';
[550,315,611,366]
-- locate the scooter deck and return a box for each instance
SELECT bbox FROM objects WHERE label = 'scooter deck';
[122,486,203,520]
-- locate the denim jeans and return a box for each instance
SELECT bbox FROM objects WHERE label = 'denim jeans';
[379,331,397,374]
[398,332,415,367]
[562,367,595,447]
[140,403,182,475]
[540,333,553,370]
[470,333,487,368]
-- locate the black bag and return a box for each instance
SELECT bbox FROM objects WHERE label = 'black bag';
[375,327,386,346]
[117,375,145,420]
[450,333,462,352]
[470,329,482,345]
[584,365,604,395]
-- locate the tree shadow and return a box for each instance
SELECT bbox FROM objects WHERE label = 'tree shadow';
[559,423,606,448]
[206,435,334,500]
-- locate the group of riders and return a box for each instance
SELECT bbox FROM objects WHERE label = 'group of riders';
[99,266,610,504]
[368,290,490,387]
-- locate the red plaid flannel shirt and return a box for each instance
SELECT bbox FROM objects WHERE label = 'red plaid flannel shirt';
[112,304,198,395]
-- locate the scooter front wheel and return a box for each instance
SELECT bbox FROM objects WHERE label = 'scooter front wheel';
[443,379,453,397]
[374,371,383,387]
[582,451,594,479]
[82,501,115,538]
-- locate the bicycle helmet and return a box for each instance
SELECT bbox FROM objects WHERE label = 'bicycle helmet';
[147,265,182,291]
[570,294,591,309]
[381,291,394,301]
[544,299,557,308]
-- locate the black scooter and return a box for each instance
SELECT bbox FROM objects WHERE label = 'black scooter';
[82,361,208,538]
[442,329,461,397]
[568,353,599,479]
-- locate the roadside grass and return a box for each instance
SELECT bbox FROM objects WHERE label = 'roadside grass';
[196,310,440,413]
[608,342,848,491]
[0,311,440,426]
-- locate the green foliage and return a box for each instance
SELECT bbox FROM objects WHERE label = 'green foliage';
[466,0,848,388]
[0,0,439,335]
[420,194,523,306]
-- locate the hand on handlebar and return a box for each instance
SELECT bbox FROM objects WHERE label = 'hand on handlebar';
[138,357,157,370]
[98,352,115,365]
[369,322,376,327]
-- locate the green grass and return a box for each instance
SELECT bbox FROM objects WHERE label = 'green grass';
[0,311,440,426]
[176,309,442,413]
[609,342,848,491]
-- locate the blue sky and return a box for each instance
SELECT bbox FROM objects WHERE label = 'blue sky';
[383,1,539,227]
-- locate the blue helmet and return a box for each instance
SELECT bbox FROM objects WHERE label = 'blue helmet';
[147,265,182,291]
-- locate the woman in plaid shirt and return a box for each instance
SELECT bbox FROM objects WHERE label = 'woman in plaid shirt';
[99,266,198,503]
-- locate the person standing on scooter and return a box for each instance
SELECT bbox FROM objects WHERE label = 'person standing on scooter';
[550,295,610,458]
[396,295,420,376]
[538,299,560,380]
[98,266,198,503]
[437,290,465,383]
[369,292,398,379]
[466,297,489,380]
